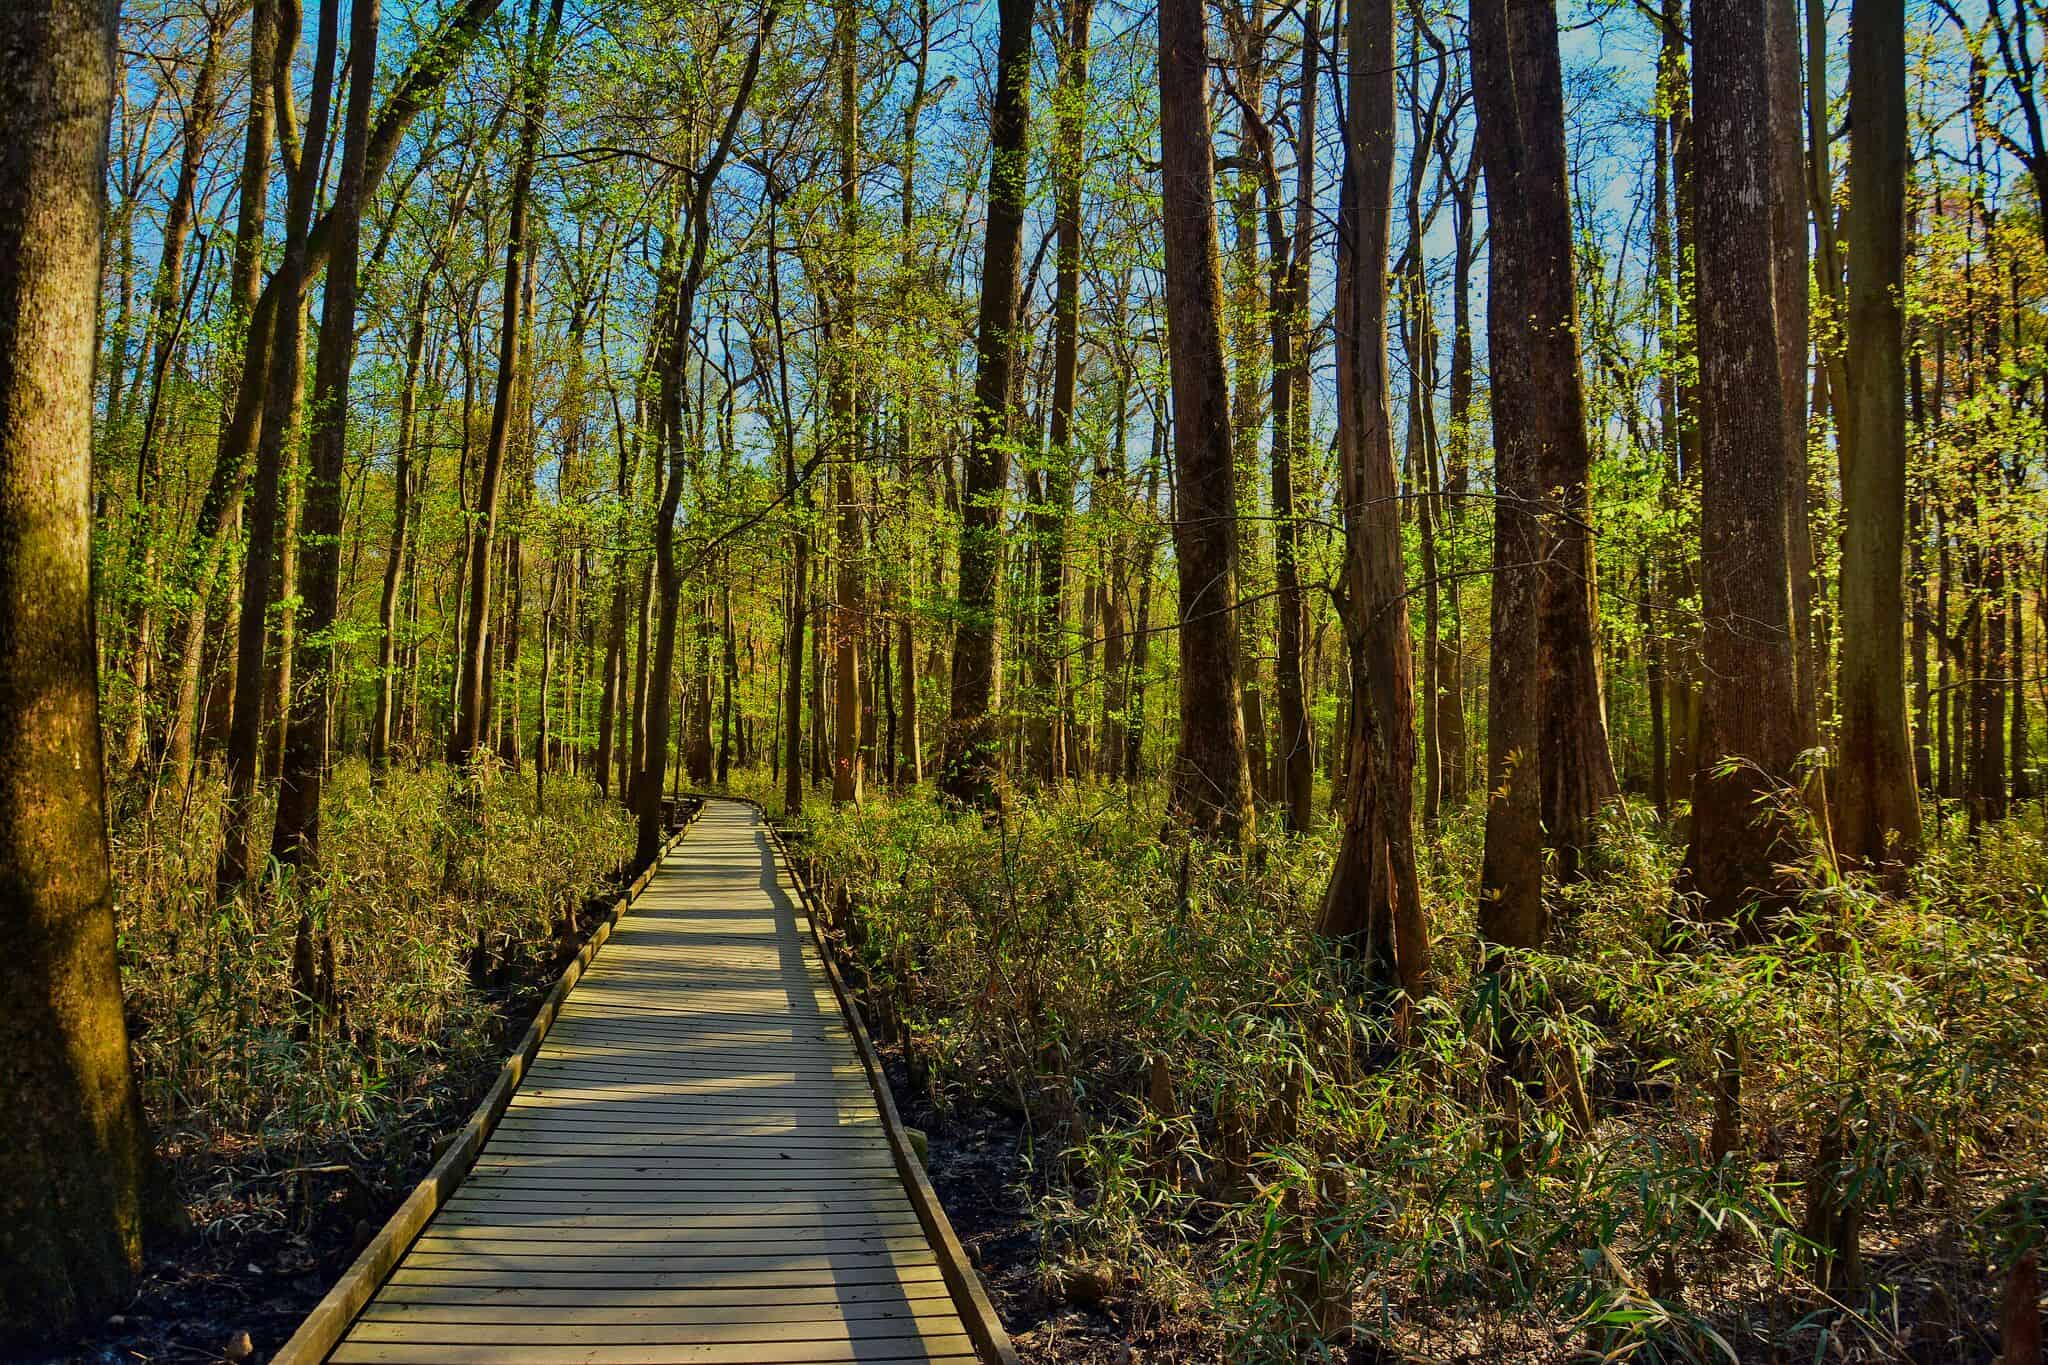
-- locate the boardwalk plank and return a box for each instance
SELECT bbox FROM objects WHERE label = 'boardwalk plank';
[330,801,981,1363]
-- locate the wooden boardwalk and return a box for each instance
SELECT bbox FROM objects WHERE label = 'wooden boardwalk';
[327,799,984,1364]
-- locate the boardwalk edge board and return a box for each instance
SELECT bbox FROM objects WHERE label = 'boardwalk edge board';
[732,794,1021,1365]
[272,806,703,1365]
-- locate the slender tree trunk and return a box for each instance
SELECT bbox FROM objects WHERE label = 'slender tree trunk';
[161,1,277,808]
[827,6,862,809]
[217,0,335,898]
[374,279,430,774]
[0,0,156,1336]
[771,203,808,817]
[455,0,562,776]
[1127,447,1163,783]
[1909,352,1931,790]
[637,7,774,858]
[120,21,225,776]
[1771,0,1819,745]
[273,0,378,871]
[718,580,735,784]
[1158,0,1254,840]
[1029,0,1090,789]
[895,10,931,787]
[1835,0,1921,869]
[1229,6,1270,807]
[939,0,1033,809]
[1443,142,1479,810]
[1271,0,1318,832]
[1317,0,1427,1000]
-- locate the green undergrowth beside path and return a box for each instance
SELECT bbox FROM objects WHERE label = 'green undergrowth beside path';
[112,760,634,1236]
[784,781,2048,1362]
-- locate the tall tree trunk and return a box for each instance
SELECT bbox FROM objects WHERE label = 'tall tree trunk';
[1835,0,1921,869]
[718,580,735,784]
[455,0,562,774]
[217,0,336,898]
[1158,0,1254,840]
[637,5,774,859]
[1270,0,1318,831]
[1029,0,1090,789]
[895,4,932,787]
[1229,3,1270,806]
[939,0,1033,809]
[161,0,277,809]
[1471,0,1555,947]
[1127,448,1163,783]
[1771,0,1819,745]
[0,0,155,1335]
[1443,135,1479,809]
[374,278,430,774]
[273,0,378,871]
[771,201,807,817]
[1506,0,1619,879]
[1317,0,1427,1000]
[1649,55,1676,820]
[1678,0,1808,925]
[830,0,862,805]
[121,19,226,777]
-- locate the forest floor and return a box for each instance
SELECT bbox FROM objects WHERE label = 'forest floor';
[903,1068,2028,1363]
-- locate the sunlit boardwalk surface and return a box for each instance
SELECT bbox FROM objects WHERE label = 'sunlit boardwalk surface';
[329,799,978,1364]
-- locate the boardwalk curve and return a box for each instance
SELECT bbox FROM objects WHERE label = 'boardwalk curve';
[312,799,1001,1364]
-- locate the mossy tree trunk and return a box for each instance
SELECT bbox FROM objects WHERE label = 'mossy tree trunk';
[0,0,155,1339]
[1835,0,1922,870]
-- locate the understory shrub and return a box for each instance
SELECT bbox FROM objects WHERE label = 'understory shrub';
[797,784,2048,1362]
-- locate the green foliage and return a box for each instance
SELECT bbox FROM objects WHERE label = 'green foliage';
[796,786,2048,1360]
[113,762,632,1184]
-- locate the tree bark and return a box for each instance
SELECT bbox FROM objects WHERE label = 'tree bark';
[1270,0,1318,832]
[1158,0,1254,841]
[1771,0,1819,745]
[1835,0,1921,869]
[0,0,154,1335]
[939,0,1033,810]
[217,0,335,898]
[1316,0,1427,999]
[1503,0,1619,878]
[1678,0,1809,925]
[273,0,379,871]
[1472,0,1554,947]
